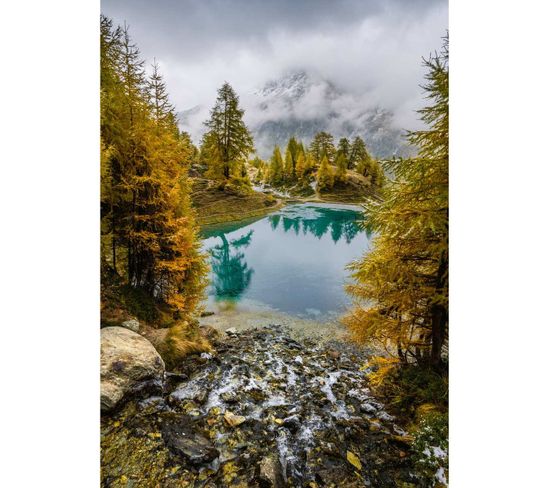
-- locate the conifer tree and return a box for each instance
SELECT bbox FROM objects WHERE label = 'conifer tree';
[337,137,350,167]
[316,154,334,191]
[309,131,336,165]
[100,16,206,318]
[283,147,294,182]
[201,82,254,180]
[349,136,368,169]
[335,151,348,183]
[345,36,448,370]
[267,146,284,185]
[295,151,308,187]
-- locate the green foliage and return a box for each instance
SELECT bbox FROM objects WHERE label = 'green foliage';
[348,136,368,169]
[309,131,336,165]
[411,412,448,486]
[201,82,254,180]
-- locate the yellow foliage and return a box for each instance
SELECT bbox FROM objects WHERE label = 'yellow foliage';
[156,321,212,369]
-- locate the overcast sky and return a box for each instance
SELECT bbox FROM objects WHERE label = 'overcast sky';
[102,0,448,132]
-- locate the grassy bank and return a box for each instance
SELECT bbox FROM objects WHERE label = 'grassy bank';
[191,178,283,225]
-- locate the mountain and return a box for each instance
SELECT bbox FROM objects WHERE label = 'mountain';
[177,70,414,160]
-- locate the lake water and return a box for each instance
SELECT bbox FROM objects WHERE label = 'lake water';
[201,203,371,321]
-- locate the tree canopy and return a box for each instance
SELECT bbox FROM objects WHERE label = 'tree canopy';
[345,36,448,370]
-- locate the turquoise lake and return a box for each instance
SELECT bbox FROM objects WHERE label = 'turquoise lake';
[200,203,372,321]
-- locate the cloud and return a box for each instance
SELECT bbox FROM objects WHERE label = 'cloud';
[102,0,448,141]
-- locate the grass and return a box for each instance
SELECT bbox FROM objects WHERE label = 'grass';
[191,178,281,225]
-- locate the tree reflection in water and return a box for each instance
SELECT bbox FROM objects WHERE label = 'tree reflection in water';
[208,230,254,300]
[268,207,365,244]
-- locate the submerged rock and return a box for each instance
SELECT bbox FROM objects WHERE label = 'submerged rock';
[100,327,165,412]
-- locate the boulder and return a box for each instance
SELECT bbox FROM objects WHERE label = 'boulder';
[121,318,140,333]
[101,327,165,412]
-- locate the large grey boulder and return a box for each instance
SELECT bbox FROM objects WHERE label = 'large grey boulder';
[101,327,165,412]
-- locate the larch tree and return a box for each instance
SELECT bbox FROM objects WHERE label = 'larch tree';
[267,146,284,185]
[316,154,334,191]
[100,16,206,319]
[201,82,254,180]
[344,36,448,370]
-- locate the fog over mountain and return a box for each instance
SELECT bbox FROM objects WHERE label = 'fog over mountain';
[178,70,412,159]
[103,0,448,157]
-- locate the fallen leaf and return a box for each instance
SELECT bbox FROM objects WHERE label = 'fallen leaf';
[347,451,362,471]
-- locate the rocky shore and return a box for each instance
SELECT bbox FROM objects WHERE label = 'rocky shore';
[101,325,418,487]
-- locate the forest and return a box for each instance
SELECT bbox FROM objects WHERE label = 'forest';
[101,14,448,487]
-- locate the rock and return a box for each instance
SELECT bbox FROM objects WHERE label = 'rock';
[258,454,284,487]
[161,418,219,465]
[121,318,140,333]
[327,350,340,360]
[225,327,238,336]
[224,411,246,427]
[101,327,165,412]
[200,311,215,317]
[282,415,301,433]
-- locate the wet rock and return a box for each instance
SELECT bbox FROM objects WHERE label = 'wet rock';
[121,318,140,333]
[101,327,165,412]
[226,327,239,336]
[161,417,219,465]
[258,454,284,487]
[282,415,301,433]
[224,411,247,427]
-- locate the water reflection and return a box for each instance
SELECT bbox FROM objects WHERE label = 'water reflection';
[268,207,363,244]
[201,204,371,318]
[208,230,254,300]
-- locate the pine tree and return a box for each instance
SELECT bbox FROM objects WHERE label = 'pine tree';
[344,36,448,370]
[349,136,368,169]
[267,146,284,185]
[309,131,335,165]
[201,82,254,180]
[316,154,334,191]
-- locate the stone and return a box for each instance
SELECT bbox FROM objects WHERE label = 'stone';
[225,327,238,336]
[259,454,284,487]
[101,327,165,412]
[224,411,246,427]
[162,418,219,465]
[120,318,140,333]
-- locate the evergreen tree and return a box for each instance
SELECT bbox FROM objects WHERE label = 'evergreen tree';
[201,82,254,180]
[349,136,368,169]
[345,36,448,370]
[309,131,335,165]
[337,137,350,167]
[316,154,334,191]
